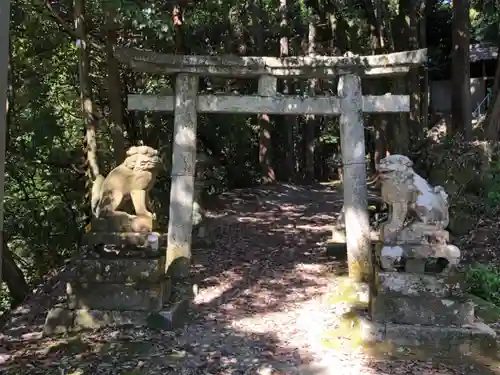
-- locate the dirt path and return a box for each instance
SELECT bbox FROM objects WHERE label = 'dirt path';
[1,184,500,374]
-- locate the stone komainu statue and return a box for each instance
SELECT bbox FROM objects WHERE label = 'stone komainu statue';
[91,145,162,222]
[377,154,460,272]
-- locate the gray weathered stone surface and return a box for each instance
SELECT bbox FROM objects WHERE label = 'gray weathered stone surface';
[115,48,427,78]
[371,295,475,325]
[338,73,371,281]
[359,316,497,357]
[90,214,154,233]
[43,308,166,334]
[377,154,460,272]
[43,305,191,335]
[82,231,169,248]
[73,309,149,330]
[376,271,464,298]
[67,282,167,311]
[43,306,75,335]
[148,299,191,330]
[372,154,497,356]
[383,322,497,355]
[127,94,410,115]
[165,73,198,280]
[75,257,164,283]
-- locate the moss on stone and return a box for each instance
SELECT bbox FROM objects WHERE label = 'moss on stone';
[325,277,367,305]
[322,276,370,351]
[347,260,367,283]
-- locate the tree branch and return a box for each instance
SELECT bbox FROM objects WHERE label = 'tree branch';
[43,0,104,52]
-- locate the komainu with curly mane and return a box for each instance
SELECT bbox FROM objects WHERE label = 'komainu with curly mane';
[377,154,460,272]
[91,146,162,232]
[378,154,449,241]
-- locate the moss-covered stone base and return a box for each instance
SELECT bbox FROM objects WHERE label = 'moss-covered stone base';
[321,275,499,361]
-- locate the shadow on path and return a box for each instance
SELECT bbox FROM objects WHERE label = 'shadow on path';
[1,183,499,374]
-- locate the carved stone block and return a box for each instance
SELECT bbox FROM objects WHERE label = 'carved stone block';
[371,295,475,325]
[376,272,465,298]
[75,257,165,284]
[66,281,168,311]
[91,214,154,233]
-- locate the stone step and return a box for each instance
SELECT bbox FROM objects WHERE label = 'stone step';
[376,271,464,298]
[371,295,475,326]
[43,304,191,335]
[360,318,497,358]
[66,281,168,311]
[82,232,169,248]
[76,257,165,284]
[43,307,150,335]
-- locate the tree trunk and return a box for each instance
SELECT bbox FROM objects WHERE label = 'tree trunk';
[2,236,30,308]
[251,0,276,184]
[74,0,99,182]
[451,0,472,140]
[485,44,500,140]
[407,0,423,141]
[419,0,429,130]
[280,0,296,181]
[173,5,185,54]
[304,15,318,183]
[485,55,500,140]
[365,0,387,171]
[396,0,422,147]
[104,4,126,163]
[228,5,248,56]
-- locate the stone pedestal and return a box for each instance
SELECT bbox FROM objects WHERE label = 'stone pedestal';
[43,232,194,335]
[364,271,497,356]
[360,154,498,357]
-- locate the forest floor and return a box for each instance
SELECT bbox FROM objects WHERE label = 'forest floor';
[1,183,500,374]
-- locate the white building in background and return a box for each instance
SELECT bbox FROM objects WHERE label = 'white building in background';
[430,43,497,116]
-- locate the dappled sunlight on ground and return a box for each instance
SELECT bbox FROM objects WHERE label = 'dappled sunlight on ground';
[2,184,499,374]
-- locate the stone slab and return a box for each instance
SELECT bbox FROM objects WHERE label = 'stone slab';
[82,232,168,248]
[75,257,165,283]
[360,318,497,357]
[371,295,475,325]
[43,308,186,335]
[376,272,464,298]
[67,282,167,311]
[90,214,155,233]
[146,299,191,330]
[43,306,76,335]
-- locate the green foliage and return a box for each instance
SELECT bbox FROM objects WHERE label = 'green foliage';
[485,160,500,211]
[471,0,500,42]
[465,264,500,306]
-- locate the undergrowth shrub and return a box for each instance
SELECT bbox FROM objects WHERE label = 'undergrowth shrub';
[485,160,500,212]
[465,264,500,306]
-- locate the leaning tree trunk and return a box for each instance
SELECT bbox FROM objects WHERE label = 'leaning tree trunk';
[2,236,30,308]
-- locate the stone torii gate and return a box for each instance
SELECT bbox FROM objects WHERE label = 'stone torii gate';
[115,48,427,282]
